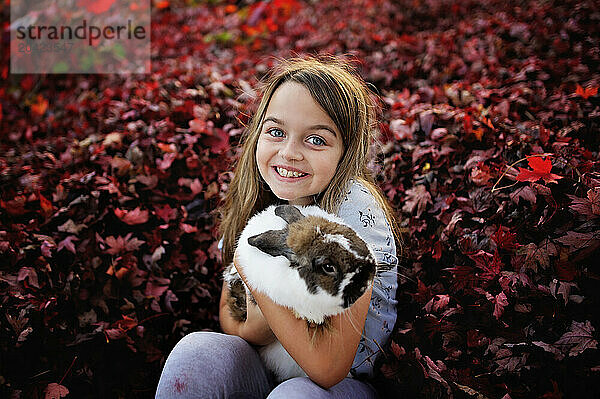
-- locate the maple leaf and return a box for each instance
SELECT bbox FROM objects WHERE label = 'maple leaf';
[470,249,503,281]
[555,320,598,357]
[57,219,87,235]
[77,0,116,14]
[549,279,578,305]
[515,157,563,184]
[532,341,565,361]
[494,348,529,375]
[38,192,53,216]
[104,233,145,255]
[190,178,203,195]
[443,264,478,293]
[114,207,149,225]
[57,236,79,254]
[181,223,198,233]
[145,275,170,298]
[589,188,600,214]
[492,227,519,251]
[30,95,48,117]
[492,291,509,319]
[556,231,600,250]
[569,188,600,218]
[390,340,406,358]
[17,267,40,289]
[45,383,69,399]
[154,204,177,223]
[575,84,598,100]
[470,162,494,186]
[424,294,450,313]
[402,185,432,217]
[156,152,177,170]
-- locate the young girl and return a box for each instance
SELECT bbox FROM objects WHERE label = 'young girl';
[156,55,401,398]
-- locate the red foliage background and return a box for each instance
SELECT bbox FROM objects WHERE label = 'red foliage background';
[1,0,599,397]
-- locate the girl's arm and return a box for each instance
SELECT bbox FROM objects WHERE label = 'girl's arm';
[218,279,242,336]
[218,279,277,346]
[234,254,372,389]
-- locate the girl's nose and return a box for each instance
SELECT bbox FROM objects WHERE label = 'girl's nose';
[279,139,303,161]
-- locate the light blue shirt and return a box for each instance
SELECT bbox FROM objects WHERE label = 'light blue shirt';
[338,179,398,378]
[218,179,398,378]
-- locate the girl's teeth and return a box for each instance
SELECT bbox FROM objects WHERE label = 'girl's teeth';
[277,167,306,178]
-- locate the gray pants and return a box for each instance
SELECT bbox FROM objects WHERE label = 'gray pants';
[155,331,379,399]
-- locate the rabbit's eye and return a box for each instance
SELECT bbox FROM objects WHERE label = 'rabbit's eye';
[321,263,336,274]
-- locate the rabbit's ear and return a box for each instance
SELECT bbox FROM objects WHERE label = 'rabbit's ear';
[248,229,294,260]
[274,205,304,224]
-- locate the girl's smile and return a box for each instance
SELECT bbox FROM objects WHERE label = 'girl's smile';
[256,82,344,206]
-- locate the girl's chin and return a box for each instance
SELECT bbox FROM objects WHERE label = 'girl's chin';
[271,190,313,206]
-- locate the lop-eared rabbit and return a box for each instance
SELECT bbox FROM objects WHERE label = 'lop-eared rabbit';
[223,204,377,382]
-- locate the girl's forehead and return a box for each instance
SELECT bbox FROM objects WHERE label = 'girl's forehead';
[263,82,338,128]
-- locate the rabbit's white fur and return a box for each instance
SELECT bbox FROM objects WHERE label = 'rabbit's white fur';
[237,204,371,324]
[227,204,376,382]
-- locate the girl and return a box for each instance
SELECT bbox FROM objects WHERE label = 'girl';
[156,55,401,398]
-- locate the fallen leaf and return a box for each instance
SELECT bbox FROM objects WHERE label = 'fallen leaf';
[575,84,598,100]
[77,0,116,14]
[114,207,149,225]
[45,383,69,399]
[402,185,432,216]
[515,157,563,184]
[57,236,79,254]
[555,320,598,357]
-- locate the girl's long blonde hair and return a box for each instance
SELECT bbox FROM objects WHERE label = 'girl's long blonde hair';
[217,54,401,266]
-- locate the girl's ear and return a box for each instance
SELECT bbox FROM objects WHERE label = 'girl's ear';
[247,229,294,260]
[275,204,304,224]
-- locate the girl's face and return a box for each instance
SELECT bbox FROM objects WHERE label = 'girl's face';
[256,81,344,206]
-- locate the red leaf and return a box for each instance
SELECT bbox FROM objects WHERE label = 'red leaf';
[588,187,600,215]
[443,265,477,292]
[77,0,116,14]
[556,231,600,250]
[154,204,177,223]
[575,84,598,100]
[104,233,145,255]
[492,291,509,319]
[492,227,519,251]
[390,340,406,358]
[17,267,40,289]
[555,320,598,357]
[510,186,537,204]
[30,95,48,117]
[38,192,53,216]
[114,207,149,225]
[515,157,563,184]
[45,383,69,399]
[156,152,177,170]
[57,236,79,254]
[145,275,170,298]
[402,185,432,217]
[181,223,198,233]
[113,315,138,331]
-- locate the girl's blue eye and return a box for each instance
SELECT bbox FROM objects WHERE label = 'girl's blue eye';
[308,136,326,146]
[267,128,285,137]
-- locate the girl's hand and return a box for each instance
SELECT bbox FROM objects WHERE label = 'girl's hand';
[243,290,277,346]
[234,250,276,346]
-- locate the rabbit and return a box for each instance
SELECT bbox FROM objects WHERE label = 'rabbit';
[222,204,378,382]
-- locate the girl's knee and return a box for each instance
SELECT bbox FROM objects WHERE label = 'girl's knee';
[267,377,328,399]
[267,377,378,399]
[157,331,275,398]
[165,331,254,369]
